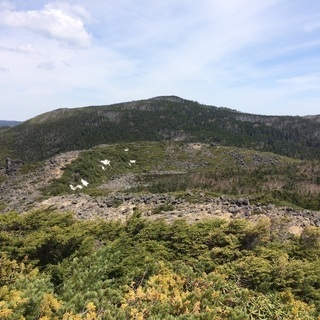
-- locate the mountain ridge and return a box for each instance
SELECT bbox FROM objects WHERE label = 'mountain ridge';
[1,96,320,162]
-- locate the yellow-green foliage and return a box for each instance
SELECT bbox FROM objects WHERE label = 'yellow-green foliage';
[122,263,318,320]
[0,211,320,318]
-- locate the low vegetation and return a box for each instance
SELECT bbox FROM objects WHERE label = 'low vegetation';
[0,210,320,319]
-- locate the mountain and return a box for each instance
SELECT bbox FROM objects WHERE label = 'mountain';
[0,120,22,127]
[0,96,319,163]
[1,98,320,318]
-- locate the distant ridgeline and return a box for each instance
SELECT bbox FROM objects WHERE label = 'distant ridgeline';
[0,96,319,162]
[0,120,22,127]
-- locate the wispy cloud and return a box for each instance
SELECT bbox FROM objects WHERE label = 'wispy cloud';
[0,67,9,73]
[0,43,38,53]
[37,61,55,70]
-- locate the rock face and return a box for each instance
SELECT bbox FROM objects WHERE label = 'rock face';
[5,158,24,175]
[0,150,320,236]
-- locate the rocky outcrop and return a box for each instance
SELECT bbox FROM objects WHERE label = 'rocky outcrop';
[29,192,320,235]
[228,150,279,167]
[5,158,24,175]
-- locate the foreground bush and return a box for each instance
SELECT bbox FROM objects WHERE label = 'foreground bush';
[0,210,320,318]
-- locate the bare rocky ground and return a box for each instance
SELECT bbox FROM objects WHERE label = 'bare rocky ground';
[0,151,80,212]
[0,151,320,236]
[34,192,320,236]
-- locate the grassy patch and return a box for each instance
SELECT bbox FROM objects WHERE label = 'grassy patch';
[151,203,174,215]
[20,161,43,175]
[0,201,7,211]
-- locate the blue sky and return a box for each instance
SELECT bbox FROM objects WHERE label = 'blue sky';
[1,0,320,120]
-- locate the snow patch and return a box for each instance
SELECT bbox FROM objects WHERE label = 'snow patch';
[101,159,111,166]
[70,184,83,191]
[129,160,136,166]
[81,179,89,187]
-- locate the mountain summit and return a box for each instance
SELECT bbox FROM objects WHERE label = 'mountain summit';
[0,96,319,162]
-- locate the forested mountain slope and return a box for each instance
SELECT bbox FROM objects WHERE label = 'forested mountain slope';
[0,96,319,162]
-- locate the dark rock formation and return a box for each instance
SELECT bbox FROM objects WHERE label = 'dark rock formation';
[5,158,23,175]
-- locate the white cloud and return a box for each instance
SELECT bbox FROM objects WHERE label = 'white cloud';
[0,43,38,53]
[0,1,13,10]
[0,2,91,47]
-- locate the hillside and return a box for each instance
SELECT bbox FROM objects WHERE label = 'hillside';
[1,98,320,319]
[1,141,320,214]
[1,96,320,163]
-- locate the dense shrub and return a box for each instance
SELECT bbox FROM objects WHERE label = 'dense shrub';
[0,211,320,318]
